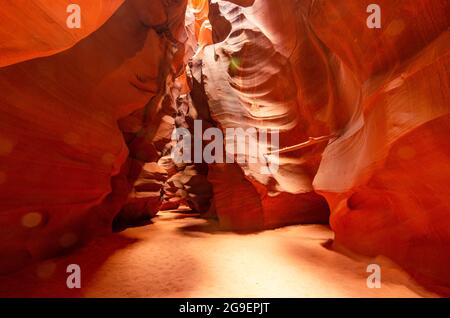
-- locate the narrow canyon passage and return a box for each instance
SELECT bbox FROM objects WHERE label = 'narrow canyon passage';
[0,209,436,298]
[0,0,449,299]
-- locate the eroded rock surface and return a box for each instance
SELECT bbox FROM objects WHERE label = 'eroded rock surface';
[0,0,449,294]
[0,0,189,272]
[193,0,449,291]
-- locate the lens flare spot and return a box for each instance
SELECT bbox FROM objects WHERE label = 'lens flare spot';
[0,136,14,156]
[102,153,116,166]
[385,19,405,37]
[229,56,241,74]
[397,146,416,160]
[21,212,43,228]
[36,261,56,279]
[63,132,81,145]
[59,232,78,248]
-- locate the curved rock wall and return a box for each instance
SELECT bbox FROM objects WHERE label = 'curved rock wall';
[0,0,449,294]
[192,0,449,290]
[0,0,125,67]
[309,0,450,291]
[0,0,189,273]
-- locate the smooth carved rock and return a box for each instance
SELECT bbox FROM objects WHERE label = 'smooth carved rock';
[195,0,450,291]
[192,0,330,231]
[0,0,449,295]
[163,164,212,213]
[308,1,450,291]
[113,163,168,232]
[0,0,125,67]
[0,0,188,273]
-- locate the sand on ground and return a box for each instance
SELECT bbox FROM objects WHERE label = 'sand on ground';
[0,211,438,298]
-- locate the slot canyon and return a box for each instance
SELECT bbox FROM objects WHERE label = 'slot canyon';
[0,0,449,298]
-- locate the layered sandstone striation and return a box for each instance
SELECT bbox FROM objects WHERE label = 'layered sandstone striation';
[0,0,449,294]
[0,0,189,272]
[0,0,125,67]
[309,0,450,292]
[193,0,449,291]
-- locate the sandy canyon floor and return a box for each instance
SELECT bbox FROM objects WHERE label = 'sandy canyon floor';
[0,211,438,298]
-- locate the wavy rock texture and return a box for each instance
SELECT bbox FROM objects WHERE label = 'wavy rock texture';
[195,0,449,291]
[0,0,189,273]
[112,162,167,232]
[309,0,450,292]
[0,0,125,67]
[0,0,449,295]
[194,0,331,230]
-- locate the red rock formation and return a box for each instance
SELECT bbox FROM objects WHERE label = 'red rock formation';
[309,0,450,291]
[194,0,450,291]
[113,162,167,232]
[0,0,189,273]
[191,0,331,230]
[151,0,449,292]
[0,0,125,67]
[0,0,449,295]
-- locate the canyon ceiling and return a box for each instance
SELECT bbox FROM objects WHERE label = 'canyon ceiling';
[0,0,449,295]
